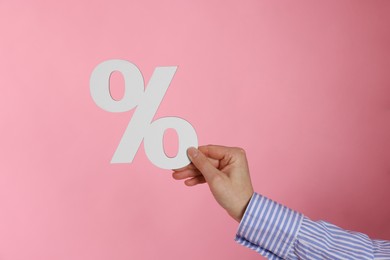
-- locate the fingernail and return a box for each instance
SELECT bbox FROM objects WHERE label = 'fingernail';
[187,147,198,158]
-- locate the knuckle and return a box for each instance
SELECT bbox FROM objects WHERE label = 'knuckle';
[233,147,246,155]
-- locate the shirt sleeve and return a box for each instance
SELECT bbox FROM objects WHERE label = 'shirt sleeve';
[235,193,390,260]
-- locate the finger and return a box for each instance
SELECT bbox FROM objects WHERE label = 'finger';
[184,175,206,186]
[173,156,219,172]
[187,147,219,182]
[172,163,197,172]
[198,145,238,161]
[207,157,220,168]
[172,169,202,180]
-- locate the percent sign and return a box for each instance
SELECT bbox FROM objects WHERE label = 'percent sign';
[90,59,198,169]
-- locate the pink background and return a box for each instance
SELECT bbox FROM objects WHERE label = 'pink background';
[1,1,389,259]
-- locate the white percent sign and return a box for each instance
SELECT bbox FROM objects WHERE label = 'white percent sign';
[90,59,198,169]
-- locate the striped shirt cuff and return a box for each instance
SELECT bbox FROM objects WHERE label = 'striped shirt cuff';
[235,193,304,259]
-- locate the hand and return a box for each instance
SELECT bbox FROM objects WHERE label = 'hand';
[172,145,254,222]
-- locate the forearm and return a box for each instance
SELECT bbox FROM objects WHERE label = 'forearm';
[292,216,390,259]
[235,193,390,260]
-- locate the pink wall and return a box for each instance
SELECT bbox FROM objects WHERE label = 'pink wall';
[0,1,389,259]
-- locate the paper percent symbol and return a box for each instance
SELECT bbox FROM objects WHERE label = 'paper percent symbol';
[90,59,198,169]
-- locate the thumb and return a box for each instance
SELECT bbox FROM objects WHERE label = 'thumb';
[187,147,219,181]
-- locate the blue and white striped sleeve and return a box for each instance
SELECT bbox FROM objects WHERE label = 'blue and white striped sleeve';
[235,193,390,260]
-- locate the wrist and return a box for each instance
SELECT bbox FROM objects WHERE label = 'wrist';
[232,191,254,222]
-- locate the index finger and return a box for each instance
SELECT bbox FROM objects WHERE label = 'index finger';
[199,145,239,161]
[173,154,220,171]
